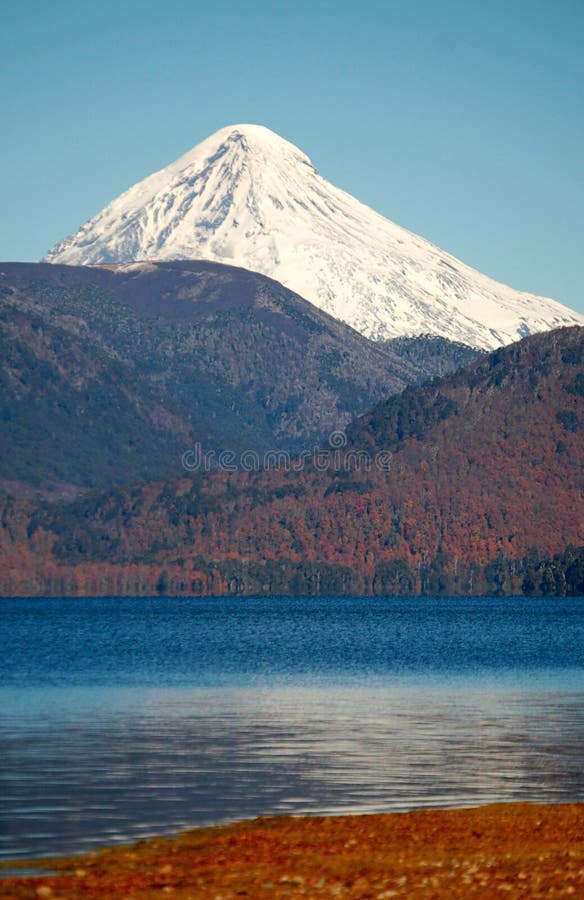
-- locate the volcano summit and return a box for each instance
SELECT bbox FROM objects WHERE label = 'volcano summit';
[45,124,583,349]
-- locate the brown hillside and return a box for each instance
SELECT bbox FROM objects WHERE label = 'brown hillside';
[1,326,583,596]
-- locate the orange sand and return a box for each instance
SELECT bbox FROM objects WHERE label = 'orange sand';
[1,803,582,898]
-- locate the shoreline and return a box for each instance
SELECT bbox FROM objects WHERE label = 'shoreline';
[1,802,582,898]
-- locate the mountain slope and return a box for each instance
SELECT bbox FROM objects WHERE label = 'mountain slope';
[45,124,584,350]
[1,260,476,497]
[2,326,583,596]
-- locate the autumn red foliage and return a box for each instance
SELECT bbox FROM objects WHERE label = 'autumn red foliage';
[1,327,583,596]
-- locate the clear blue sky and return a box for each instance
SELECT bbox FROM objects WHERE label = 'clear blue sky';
[1,0,582,312]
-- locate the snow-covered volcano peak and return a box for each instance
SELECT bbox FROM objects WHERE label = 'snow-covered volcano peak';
[45,125,584,349]
[187,123,313,163]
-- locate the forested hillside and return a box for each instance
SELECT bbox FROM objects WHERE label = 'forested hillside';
[1,327,582,597]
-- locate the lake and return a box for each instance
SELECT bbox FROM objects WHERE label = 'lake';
[0,595,583,861]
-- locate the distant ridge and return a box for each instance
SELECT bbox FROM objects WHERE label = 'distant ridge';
[45,124,584,350]
[0,260,477,497]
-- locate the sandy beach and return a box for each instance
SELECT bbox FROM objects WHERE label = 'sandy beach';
[1,802,582,898]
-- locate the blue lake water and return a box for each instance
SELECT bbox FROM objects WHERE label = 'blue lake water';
[0,595,583,860]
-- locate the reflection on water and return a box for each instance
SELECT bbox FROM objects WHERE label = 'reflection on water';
[1,679,584,860]
[1,596,583,860]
